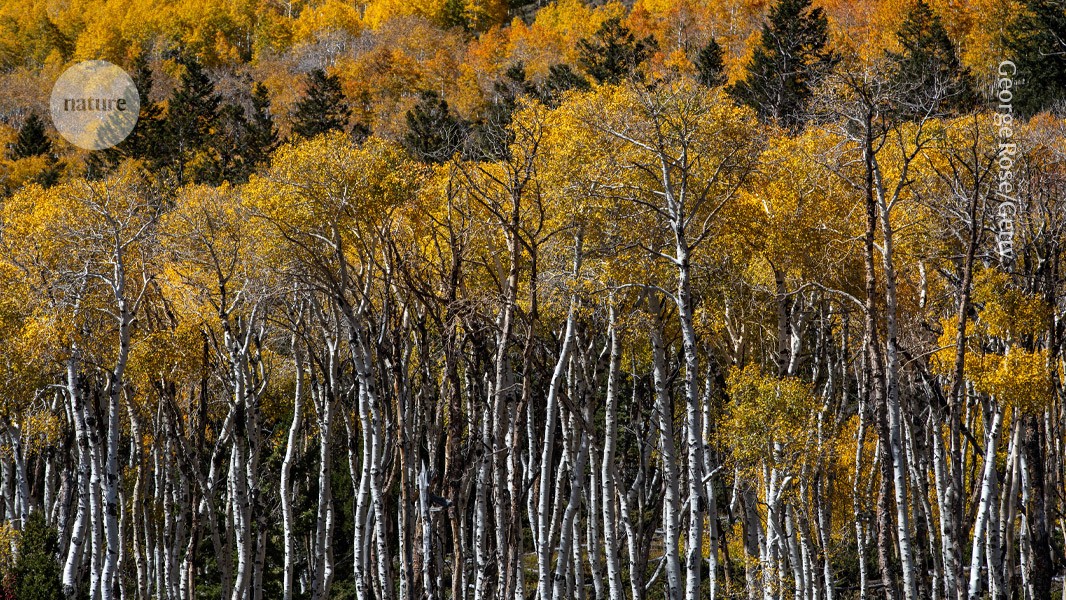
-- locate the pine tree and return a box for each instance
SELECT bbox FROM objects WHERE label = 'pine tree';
[403,90,465,163]
[162,55,224,185]
[120,52,166,163]
[217,80,281,183]
[291,69,351,139]
[728,0,835,129]
[577,17,658,85]
[888,0,974,115]
[471,63,535,160]
[239,81,277,171]
[89,53,167,179]
[211,104,249,184]
[14,513,63,600]
[10,113,60,187]
[10,113,51,160]
[694,37,727,88]
[1004,0,1066,116]
[539,63,590,107]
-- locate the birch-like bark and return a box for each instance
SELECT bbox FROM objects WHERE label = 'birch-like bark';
[5,419,29,531]
[472,380,492,600]
[418,462,437,600]
[536,286,578,600]
[701,376,721,600]
[853,391,868,600]
[346,408,372,600]
[967,404,1004,599]
[673,239,705,600]
[550,429,589,600]
[601,305,625,600]
[100,257,134,600]
[63,356,90,598]
[872,160,917,600]
[312,336,339,600]
[650,295,683,600]
[281,337,304,600]
[350,325,392,600]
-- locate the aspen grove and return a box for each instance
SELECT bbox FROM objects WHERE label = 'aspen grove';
[2,0,1066,599]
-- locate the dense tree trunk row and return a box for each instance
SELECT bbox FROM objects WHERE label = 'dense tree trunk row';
[2,79,1066,600]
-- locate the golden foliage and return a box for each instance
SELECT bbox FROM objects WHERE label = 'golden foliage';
[722,363,819,469]
[931,268,1055,413]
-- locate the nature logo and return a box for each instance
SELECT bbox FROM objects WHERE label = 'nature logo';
[50,60,140,151]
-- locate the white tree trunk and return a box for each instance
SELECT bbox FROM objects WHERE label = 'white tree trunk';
[601,307,625,600]
[63,357,90,598]
[650,297,683,600]
[536,300,577,600]
[967,404,1004,600]
[281,341,304,600]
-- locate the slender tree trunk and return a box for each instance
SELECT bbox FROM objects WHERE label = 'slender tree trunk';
[63,357,90,598]
[650,294,683,600]
[601,304,622,600]
[281,339,304,600]
[966,404,1004,599]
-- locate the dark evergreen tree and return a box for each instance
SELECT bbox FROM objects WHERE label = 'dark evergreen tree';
[348,89,373,144]
[162,55,224,185]
[291,68,351,138]
[10,113,51,159]
[225,82,279,182]
[498,63,536,102]
[694,37,727,88]
[13,512,63,600]
[120,53,167,163]
[538,63,590,107]
[577,16,658,85]
[88,53,167,180]
[10,113,60,187]
[728,0,835,129]
[350,121,372,144]
[1004,0,1066,116]
[26,15,72,66]
[403,90,465,164]
[470,63,535,160]
[207,103,250,184]
[888,0,974,115]
[245,82,279,164]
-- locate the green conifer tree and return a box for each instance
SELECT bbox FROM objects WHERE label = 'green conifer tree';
[694,37,727,88]
[728,0,835,129]
[162,55,224,185]
[577,17,658,85]
[9,113,59,187]
[1004,0,1066,116]
[441,0,469,30]
[122,53,166,162]
[240,82,279,175]
[10,113,51,160]
[888,0,974,116]
[291,68,352,139]
[88,53,168,180]
[215,82,280,183]
[471,63,535,160]
[539,63,590,107]
[403,90,465,164]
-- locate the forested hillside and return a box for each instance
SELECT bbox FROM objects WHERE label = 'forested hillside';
[2,0,1066,599]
